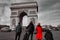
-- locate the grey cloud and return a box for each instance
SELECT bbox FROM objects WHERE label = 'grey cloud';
[11,0,35,3]
[49,3,60,10]
[37,0,60,12]
[38,10,60,26]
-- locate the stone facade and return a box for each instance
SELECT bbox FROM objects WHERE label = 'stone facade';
[10,2,38,30]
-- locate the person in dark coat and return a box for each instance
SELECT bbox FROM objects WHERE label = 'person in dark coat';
[44,29,54,40]
[23,29,29,40]
[15,22,22,40]
[26,21,34,40]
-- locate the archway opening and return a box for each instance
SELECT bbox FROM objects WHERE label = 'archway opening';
[22,16,28,27]
[19,11,27,25]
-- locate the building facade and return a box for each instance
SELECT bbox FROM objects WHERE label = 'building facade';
[10,2,38,30]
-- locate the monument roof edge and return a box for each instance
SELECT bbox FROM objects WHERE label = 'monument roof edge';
[11,1,37,5]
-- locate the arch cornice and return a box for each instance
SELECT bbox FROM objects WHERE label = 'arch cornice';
[10,1,38,12]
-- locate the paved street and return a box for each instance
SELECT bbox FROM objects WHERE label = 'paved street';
[0,29,60,40]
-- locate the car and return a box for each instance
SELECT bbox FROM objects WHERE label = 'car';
[0,25,9,29]
[55,28,59,31]
[42,28,51,32]
[52,28,59,31]
[42,28,48,32]
[1,27,11,32]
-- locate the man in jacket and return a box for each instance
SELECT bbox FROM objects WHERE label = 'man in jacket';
[26,21,34,40]
[15,22,22,40]
[44,29,54,40]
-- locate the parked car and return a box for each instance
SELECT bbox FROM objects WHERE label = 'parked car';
[1,27,11,32]
[0,25,9,29]
[55,28,59,31]
[52,27,59,31]
[42,28,48,32]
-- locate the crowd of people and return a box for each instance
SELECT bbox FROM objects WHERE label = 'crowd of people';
[15,21,54,40]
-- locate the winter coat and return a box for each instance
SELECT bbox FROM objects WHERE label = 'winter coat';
[16,24,22,33]
[44,30,54,40]
[26,22,34,33]
[36,25,42,40]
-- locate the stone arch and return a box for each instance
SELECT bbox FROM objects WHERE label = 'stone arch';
[10,2,38,30]
[19,11,27,24]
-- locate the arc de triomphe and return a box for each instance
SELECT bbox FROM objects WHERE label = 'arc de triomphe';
[10,2,38,30]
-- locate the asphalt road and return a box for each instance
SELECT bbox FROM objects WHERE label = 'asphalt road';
[0,29,60,40]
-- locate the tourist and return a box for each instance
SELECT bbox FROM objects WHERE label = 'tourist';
[36,23,42,40]
[25,21,34,40]
[15,22,22,40]
[44,29,54,40]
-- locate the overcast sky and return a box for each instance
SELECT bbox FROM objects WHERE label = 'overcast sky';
[37,0,60,26]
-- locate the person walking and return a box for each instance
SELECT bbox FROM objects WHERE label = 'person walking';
[44,29,54,40]
[15,22,22,40]
[36,23,42,40]
[25,21,34,40]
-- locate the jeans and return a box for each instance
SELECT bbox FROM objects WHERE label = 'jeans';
[15,32,21,40]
